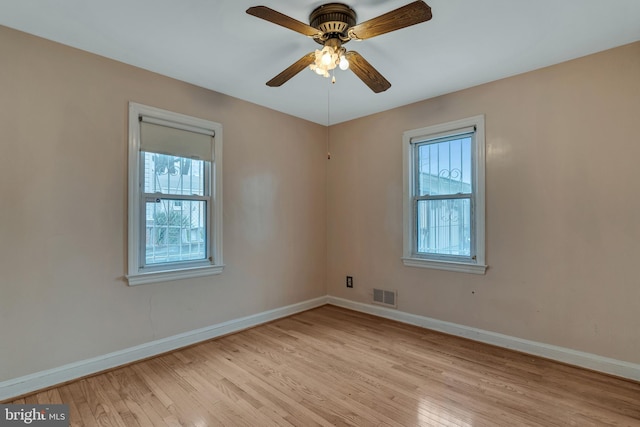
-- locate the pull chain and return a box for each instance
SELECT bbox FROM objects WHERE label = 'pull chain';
[327,84,331,160]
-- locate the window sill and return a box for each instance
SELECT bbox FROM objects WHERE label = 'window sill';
[402,257,487,275]
[127,264,224,286]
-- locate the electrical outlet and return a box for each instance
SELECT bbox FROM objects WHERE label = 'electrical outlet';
[346,276,353,288]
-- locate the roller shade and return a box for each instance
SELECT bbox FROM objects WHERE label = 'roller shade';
[411,125,476,145]
[140,118,214,161]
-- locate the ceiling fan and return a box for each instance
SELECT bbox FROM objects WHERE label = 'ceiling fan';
[246,1,432,93]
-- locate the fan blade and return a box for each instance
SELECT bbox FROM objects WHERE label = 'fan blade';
[348,1,432,40]
[345,51,391,93]
[266,52,316,87]
[247,6,322,38]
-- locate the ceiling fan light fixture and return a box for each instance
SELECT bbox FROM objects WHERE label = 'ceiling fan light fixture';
[321,49,333,65]
[309,44,340,78]
[339,54,349,70]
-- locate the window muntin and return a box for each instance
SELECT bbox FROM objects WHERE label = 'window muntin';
[127,103,223,285]
[402,115,486,274]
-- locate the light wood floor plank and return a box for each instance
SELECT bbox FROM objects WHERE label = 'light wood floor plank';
[8,305,640,426]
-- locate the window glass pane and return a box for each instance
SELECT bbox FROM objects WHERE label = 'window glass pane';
[417,136,472,196]
[145,199,207,265]
[417,198,471,257]
[143,152,205,196]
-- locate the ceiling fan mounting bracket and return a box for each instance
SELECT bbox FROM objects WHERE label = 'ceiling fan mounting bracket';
[309,3,357,44]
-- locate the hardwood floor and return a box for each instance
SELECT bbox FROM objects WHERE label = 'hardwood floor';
[9,305,640,426]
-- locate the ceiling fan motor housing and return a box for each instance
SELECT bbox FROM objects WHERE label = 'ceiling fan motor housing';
[309,3,357,44]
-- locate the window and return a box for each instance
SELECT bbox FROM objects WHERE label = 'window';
[402,115,486,274]
[127,103,223,285]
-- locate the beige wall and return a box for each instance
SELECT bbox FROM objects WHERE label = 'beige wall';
[327,42,640,364]
[0,26,326,381]
[1,23,638,383]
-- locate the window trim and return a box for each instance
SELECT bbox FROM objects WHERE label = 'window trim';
[402,115,487,274]
[127,102,224,285]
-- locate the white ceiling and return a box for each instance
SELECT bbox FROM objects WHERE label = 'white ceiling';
[1,0,639,125]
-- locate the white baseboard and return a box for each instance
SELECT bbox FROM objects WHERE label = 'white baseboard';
[3,294,638,401]
[0,296,328,401]
[327,296,640,382]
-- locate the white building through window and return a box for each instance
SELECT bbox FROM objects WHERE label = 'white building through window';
[127,103,223,285]
[402,115,486,274]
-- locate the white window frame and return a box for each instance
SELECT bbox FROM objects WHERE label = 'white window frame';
[402,115,487,274]
[127,102,223,285]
